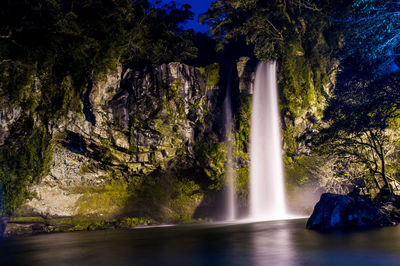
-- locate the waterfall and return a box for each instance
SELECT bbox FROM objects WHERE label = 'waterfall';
[249,61,287,221]
[224,71,236,221]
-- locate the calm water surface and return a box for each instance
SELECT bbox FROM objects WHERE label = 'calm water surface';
[1,219,400,266]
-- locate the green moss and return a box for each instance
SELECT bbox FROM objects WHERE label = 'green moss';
[127,171,203,222]
[98,139,117,165]
[235,167,249,200]
[283,125,299,156]
[194,139,227,190]
[198,63,220,88]
[388,109,400,129]
[279,41,329,120]
[170,79,183,98]
[234,95,251,157]
[48,216,115,232]
[0,62,37,110]
[75,182,130,216]
[285,154,322,186]
[162,91,186,123]
[120,217,150,228]
[0,126,52,215]
[9,216,45,223]
[8,215,157,233]
[168,179,202,223]
[78,162,97,175]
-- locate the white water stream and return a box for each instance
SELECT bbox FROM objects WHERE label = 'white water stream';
[224,71,236,221]
[248,61,288,221]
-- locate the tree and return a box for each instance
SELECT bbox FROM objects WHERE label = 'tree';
[201,0,350,160]
[0,0,198,214]
[315,66,400,194]
[200,0,349,60]
[344,0,400,74]
[0,0,197,114]
[123,1,197,67]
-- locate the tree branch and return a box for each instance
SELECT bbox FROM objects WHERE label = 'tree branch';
[0,32,11,39]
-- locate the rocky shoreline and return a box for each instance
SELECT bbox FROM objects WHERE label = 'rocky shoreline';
[4,192,400,239]
[307,193,400,231]
[0,216,171,240]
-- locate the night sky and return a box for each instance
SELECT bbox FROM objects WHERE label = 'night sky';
[160,0,215,32]
[182,0,214,32]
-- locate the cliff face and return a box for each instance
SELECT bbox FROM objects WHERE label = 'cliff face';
[0,56,342,222]
[0,98,22,146]
[0,62,228,221]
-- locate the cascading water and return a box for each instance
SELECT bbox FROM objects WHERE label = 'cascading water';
[224,71,236,221]
[249,61,287,221]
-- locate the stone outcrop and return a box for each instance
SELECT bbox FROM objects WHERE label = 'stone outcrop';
[10,62,221,220]
[306,193,397,230]
[0,97,21,145]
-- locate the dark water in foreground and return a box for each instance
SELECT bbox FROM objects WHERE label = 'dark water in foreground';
[1,219,400,266]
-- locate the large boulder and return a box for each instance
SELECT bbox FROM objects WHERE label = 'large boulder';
[306,193,393,230]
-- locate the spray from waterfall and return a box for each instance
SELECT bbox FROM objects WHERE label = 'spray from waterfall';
[224,70,236,221]
[249,61,287,221]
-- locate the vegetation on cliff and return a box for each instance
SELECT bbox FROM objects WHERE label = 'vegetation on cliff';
[202,0,400,200]
[0,0,199,215]
[0,126,52,214]
[1,0,400,225]
[201,0,349,188]
[311,0,400,197]
[0,0,197,111]
[314,63,400,196]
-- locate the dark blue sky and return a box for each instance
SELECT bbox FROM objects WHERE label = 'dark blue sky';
[182,0,214,32]
[160,0,214,32]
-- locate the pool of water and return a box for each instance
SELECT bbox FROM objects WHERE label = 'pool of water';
[1,219,400,265]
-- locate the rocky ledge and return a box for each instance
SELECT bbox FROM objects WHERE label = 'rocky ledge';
[307,193,400,231]
[0,216,170,240]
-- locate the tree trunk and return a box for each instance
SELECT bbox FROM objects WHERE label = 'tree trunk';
[373,176,381,190]
[380,154,392,195]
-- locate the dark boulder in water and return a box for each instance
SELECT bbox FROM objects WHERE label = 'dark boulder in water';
[307,193,394,230]
[0,216,8,240]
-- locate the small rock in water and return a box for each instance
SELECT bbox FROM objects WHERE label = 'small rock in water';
[0,216,8,240]
[306,193,393,230]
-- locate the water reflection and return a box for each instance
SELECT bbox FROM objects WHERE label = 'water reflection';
[1,219,400,266]
[251,220,296,266]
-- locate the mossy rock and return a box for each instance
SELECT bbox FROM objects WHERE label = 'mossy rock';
[198,63,220,88]
[74,182,131,216]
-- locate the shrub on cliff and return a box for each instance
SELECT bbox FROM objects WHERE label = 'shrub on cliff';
[0,0,197,215]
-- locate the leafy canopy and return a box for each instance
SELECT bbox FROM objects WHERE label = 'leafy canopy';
[200,0,347,60]
[0,0,197,214]
[344,0,400,74]
[315,65,400,193]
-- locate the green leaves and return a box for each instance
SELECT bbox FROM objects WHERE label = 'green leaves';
[313,65,400,193]
[123,1,197,67]
[344,0,400,74]
[0,126,52,214]
[201,0,337,61]
[0,0,197,113]
[0,0,198,215]
[194,139,227,190]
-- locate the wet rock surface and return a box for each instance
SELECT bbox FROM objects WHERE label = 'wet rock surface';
[306,193,400,231]
[3,62,222,219]
[1,216,157,239]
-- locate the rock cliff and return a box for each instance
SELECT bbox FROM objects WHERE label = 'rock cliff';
[0,56,340,225]
[0,62,230,222]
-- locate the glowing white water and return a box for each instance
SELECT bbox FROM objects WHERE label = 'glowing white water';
[224,72,236,221]
[249,61,287,221]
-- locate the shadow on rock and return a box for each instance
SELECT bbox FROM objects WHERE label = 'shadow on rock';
[306,193,400,231]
